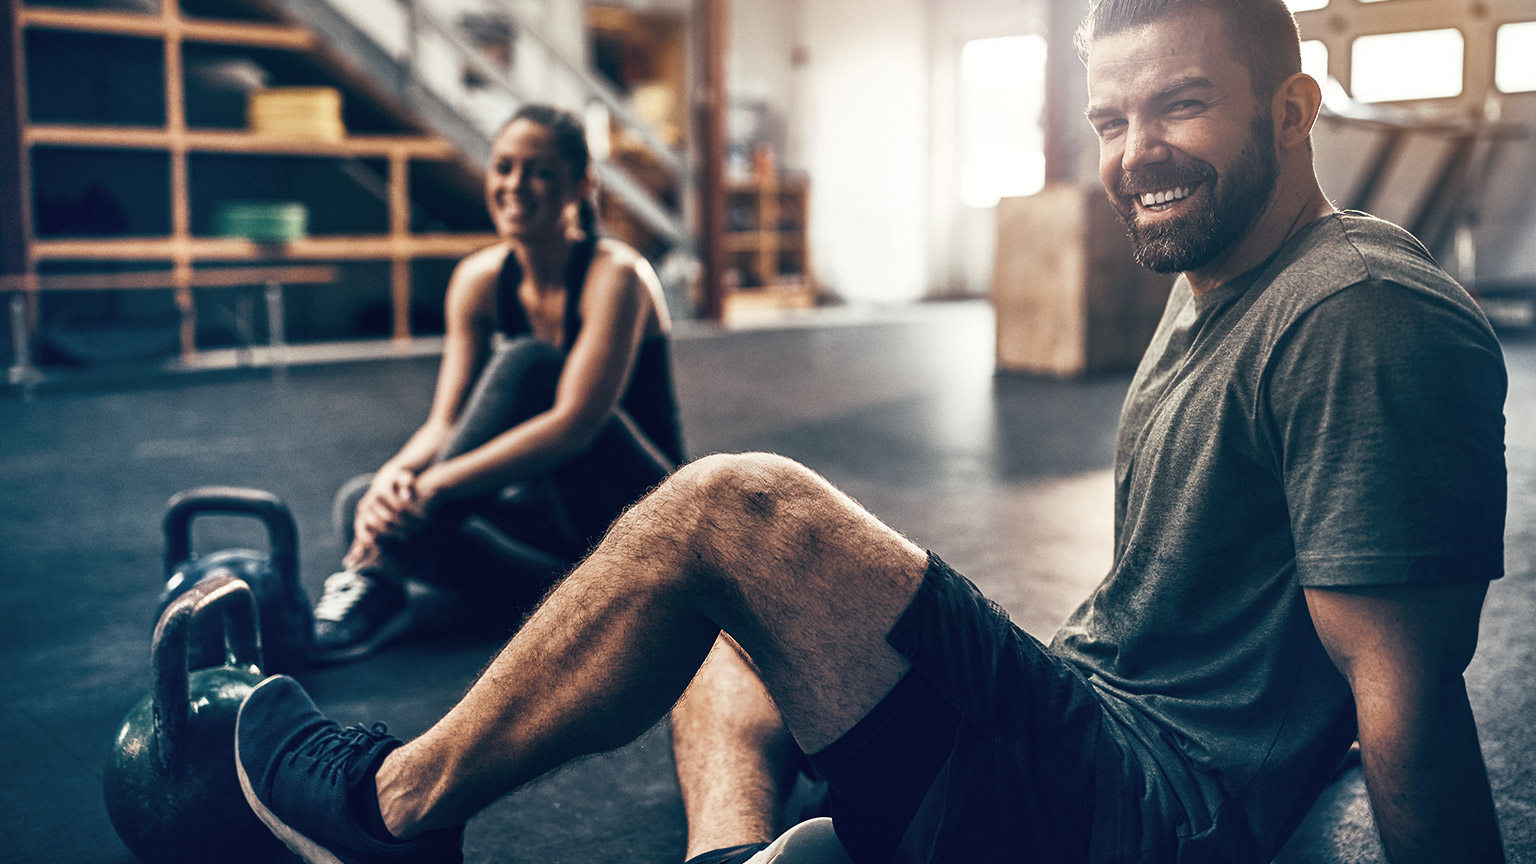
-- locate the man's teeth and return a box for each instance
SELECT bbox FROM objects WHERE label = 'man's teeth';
[1139,186,1193,207]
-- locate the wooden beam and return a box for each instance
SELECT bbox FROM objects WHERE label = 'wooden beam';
[19,7,315,50]
[31,233,500,261]
[26,125,459,159]
[14,265,338,292]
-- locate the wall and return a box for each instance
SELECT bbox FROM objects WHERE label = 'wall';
[729,0,1100,305]
[727,0,797,155]
[795,0,931,304]
[726,0,929,304]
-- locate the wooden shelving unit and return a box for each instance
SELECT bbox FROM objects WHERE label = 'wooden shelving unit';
[722,173,814,317]
[5,0,497,369]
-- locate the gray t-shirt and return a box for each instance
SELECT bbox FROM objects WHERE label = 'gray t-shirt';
[1051,211,1507,860]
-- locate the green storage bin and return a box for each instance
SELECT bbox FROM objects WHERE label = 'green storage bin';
[215,202,308,243]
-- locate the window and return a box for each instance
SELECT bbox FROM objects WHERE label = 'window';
[1496,21,1536,93]
[1350,29,1464,102]
[1300,39,1329,84]
[958,34,1047,208]
[1284,0,1329,12]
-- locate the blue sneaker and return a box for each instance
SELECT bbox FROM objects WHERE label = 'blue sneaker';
[235,675,463,864]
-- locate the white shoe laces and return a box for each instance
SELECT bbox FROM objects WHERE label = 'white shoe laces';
[314,571,371,622]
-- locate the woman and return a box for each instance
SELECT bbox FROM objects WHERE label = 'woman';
[312,104,685,663]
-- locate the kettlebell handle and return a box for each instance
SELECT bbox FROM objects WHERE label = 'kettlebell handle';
[151,575,263,769]
[163,487,299,589]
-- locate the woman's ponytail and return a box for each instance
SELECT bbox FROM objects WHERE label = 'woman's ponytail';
[578,194,600,243]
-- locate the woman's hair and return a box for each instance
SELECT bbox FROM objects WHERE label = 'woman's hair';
[503,103,600,241]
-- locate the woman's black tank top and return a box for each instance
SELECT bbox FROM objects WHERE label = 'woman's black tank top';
[496,239,686,465]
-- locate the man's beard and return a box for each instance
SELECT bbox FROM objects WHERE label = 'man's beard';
[1116,114,1279,274]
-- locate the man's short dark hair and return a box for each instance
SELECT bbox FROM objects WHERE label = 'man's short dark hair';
[1075,0,1303,101]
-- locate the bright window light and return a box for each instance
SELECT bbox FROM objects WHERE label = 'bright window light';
[1496,22,1536,93]
[1285,0,1329,12]
[1300,40,1329,84]
[1351,29,1464,102]
[959,34,1047,209]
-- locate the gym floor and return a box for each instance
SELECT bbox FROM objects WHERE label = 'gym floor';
[2,300,1531,863]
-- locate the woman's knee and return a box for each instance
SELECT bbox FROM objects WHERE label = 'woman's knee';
[484,336,563,387]
[437,338,563,462]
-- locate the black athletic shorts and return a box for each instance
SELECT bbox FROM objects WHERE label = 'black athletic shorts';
[806,552,1115,863]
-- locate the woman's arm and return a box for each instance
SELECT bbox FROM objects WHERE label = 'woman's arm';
[410,241,659,510]
[348,247,502,558]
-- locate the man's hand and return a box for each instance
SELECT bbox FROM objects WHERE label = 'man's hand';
[1304,582,1504,863]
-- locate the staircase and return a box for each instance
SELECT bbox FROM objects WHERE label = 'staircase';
[263,0,692,249]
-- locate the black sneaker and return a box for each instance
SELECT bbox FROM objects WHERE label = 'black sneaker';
[310,571,412,664]
[235,675,463,864]
[684,843,771,864]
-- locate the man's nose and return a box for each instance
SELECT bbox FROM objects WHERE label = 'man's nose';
[1122,120,1171,172]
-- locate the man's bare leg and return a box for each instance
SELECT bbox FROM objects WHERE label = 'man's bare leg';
[373,452,928,837]
[672,636,799,860]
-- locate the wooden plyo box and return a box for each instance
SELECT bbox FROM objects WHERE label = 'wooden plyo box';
[993,185,1173,377]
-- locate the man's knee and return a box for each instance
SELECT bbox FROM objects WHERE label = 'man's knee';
[669,452,826,536]
[653,452,864,601]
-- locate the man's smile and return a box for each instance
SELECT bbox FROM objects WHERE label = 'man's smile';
[1137,184,1197,211]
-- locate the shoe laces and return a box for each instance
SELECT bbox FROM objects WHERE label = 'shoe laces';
[315,571,372,622]
[295,721,394,782]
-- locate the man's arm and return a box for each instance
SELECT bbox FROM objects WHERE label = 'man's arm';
[1303,582,1504,863]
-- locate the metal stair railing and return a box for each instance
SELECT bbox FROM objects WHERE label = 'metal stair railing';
[265,0,692,249]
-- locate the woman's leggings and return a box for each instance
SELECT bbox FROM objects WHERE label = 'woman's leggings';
[334,337,675,601]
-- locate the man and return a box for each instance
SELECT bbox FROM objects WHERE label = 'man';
[234,0,1509,860]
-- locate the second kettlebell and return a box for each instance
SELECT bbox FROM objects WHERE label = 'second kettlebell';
[161,486,312,673]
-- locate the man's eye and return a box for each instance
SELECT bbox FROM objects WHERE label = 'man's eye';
[1167,100,1203,114]
[1097,119,1126,138]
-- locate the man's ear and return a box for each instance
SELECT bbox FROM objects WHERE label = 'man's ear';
[1274,71,1323,151]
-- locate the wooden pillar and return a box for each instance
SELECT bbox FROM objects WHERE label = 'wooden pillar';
[389,149,412,342]
[1042,0,1081,185]
[164,0,197,356]
[3,0,39,380]
[1,0,29,282]
[694,0,727,320]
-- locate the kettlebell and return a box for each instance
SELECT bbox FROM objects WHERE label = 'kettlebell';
[104,575,286,864]
[161,486,311,673]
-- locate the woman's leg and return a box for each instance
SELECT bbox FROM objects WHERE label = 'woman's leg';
[439,335,678,559]
[434,337,564,463]
[405,338,581,598]
[312,340,567,662]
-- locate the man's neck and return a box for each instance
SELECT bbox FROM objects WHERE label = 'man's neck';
[1184,178,1334,296]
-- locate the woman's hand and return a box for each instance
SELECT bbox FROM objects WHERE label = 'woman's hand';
[346,465,420,567]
